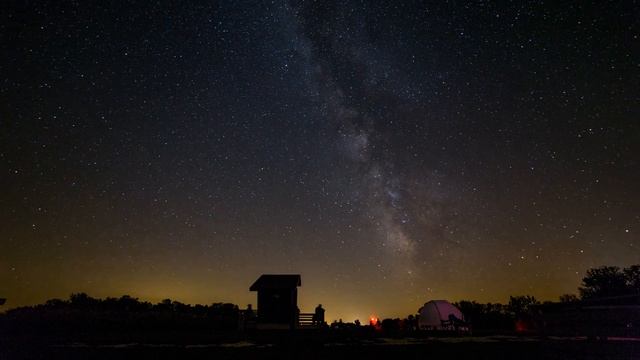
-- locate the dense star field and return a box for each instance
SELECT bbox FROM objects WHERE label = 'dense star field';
[1,1,638,321]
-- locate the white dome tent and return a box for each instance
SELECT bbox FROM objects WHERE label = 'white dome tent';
[418,300,469,332]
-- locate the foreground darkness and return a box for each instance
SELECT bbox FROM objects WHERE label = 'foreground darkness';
[2,336,639,360]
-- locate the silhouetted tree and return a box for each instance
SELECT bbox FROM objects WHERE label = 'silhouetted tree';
[44,298,66,307]
[69,293,98,308]
[209,303,239,330]
[455,300,513,333]
[508,295,539,315]
[380,318,401,335]
[155,298,174,312]
[624,265,640,294]
[559,294,579,303]
[171,300,190,313]
[579,266,629,299]
[404,314,417,332]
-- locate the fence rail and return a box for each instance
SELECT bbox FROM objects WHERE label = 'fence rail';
[240,310,323,329]
[298,312,317,328]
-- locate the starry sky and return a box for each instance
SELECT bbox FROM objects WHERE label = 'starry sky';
[1,1,638,322]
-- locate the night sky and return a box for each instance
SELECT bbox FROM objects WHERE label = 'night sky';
[1,1,638,322]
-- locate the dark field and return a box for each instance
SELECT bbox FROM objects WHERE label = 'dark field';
[3,337,639,360]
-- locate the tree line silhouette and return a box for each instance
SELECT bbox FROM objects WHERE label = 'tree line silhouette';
[0,264,638,342]
[0,295,242,344]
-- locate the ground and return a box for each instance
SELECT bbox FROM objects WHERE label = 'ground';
[3,336,639,359]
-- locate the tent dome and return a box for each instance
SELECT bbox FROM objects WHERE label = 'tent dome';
[418,300,464,330]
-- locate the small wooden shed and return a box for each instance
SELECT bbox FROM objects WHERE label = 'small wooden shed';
[249,274,301,329]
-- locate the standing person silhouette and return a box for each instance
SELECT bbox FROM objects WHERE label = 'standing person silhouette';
[314,304,325,326]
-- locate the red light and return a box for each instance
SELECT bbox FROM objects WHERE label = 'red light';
[515,320,528,332]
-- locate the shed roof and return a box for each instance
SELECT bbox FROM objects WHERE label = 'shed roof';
[249,274,301,291]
